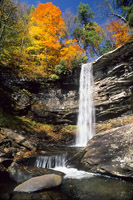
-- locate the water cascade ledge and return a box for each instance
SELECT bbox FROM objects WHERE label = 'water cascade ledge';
[34,151,95,179]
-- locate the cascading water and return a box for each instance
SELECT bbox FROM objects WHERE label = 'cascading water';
[76,63,95,147]
[34,150,94,179]
[35,154,67,168]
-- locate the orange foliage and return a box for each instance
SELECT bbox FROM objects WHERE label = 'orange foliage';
[106,20,131,47]
[61,39,85,68]
[24,3,85,78]
[26,3,66,76]
[29,2,66,49]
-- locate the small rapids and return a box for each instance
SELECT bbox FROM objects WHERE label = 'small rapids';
[34,150,95,179]
[53,166,94,179]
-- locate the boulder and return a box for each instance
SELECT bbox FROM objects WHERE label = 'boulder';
[8,162,64,183]
[70,123,133,178]
[14,174,62,192]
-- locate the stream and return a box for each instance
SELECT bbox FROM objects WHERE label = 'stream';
[29,146,133,199]
[0,146,133,200]
[34,146,133,200]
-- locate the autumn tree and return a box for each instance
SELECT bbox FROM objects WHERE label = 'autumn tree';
[0,2,87,77]
[22,3,86,79]
[20,3,64,77]
[106,19,131,47]
[0,0,16,64]
[0,0,30,67]
[60,39,86,69]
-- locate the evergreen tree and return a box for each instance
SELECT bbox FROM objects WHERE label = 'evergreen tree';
[72,3,105,57]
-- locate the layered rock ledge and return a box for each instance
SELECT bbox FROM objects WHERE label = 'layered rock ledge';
[93,42,133,121]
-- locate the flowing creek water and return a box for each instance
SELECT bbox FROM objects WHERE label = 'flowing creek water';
[33,146,133,200]
[34,146,94,179]
[0,146,133,200]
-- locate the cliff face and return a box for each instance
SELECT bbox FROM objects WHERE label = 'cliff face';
[93,42,133,121]
[0,43,132,125]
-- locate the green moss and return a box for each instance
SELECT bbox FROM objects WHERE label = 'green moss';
[21,89,32,97]
[0,107,69,140]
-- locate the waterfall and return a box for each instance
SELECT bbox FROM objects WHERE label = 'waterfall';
[35,154,67,169]
[76,63,95,147]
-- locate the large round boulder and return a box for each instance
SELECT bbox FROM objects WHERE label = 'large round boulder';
[14,174,62,192]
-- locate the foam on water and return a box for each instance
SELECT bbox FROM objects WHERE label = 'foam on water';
[53,166,95,179]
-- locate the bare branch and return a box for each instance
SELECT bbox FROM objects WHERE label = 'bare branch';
[105,0,127,23]
[112,13,127,23]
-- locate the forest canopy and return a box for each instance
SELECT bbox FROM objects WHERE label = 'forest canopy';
[0,0,132,79]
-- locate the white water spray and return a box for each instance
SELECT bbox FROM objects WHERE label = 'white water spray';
[35,153,94,179]
[76,63,95,147]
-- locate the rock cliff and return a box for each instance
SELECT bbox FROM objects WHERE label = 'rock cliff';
[0,42,132,125]
[30,42,133,124]
[93,42,133,121]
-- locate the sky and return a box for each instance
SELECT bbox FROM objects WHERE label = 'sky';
[24,0,96,13]
[22,0,105,25]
